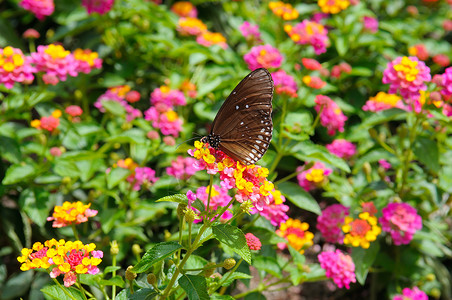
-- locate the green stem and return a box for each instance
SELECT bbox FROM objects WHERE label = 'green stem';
[242,214,261,231]
[71,224,80,241]
[206,174,214,216]
[233,276,291,299]
[226,211,243,225]
[309,105,323,135]
[210,198,235,225]
[274,169,302,185]
[51,277,78,300]
[76,276,89,300]
[268,151,283,175]
[188,222,192,248]
[183,263,223,272]
[176,216,184,264]
[112,255,117,300]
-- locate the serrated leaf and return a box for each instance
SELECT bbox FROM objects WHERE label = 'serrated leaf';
[2,164,36,185]
[360,108,406,127]
[178,274,209,300]
[218,272,253,287]
[212,224,251,264]
[413,136,439,173]
[19,188,53,227]
[278,181,321,215]
[106,167,131,189]
[156,194,205,212]
[100,276,125,288]
[41,285,84,300]
[351,242,380,284]
[132,242,182,273]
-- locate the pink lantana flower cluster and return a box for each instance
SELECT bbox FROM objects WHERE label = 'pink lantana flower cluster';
[363,16,378,33]
[326,139,356,159]
[31,44,78,84]
[244,44,283,71]
[252,190,289,226]
[392,287,428,300]
[20,0,54,20]
[0,46,36,89]
[95,85,142,122]
[188,185,233,222]
[239,21,262,43]
[318,250,356,289]
[297,162,332,191]
[130,167,159,191]
[73,48,102,74]
[271,69,298,97]
[245,233,262,251]
[317,204,349,244]
[82,0,114,15]
[440,67,452,96]
[315,95,347,135]
[382,56,431,100]
[284,20,329,55]
[379,202,422,245]
[166,156,198,180]
[363,92,405,112]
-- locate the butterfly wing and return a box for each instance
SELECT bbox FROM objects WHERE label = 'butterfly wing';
[210,68,274,165]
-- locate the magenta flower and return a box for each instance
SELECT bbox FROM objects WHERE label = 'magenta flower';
[363,16,378,33]
[20,0,54,20]
[130,167,159,191]
[378,159,391,170]
[297,161,332,191]
[239,21,261,42]
[253,191,289,226]
[317,204,349,243]
[31,44,78,84]
[318,250,356,289]
[95,86,142,122]
[271,69,298,97]
[243,44,283,70]
[192,185,233,222]
[379,202,422,245]
[0,47,36,89]
[144,104,183,137]
[73,49,102,74]
[441,67,452,96]
[284,20,329,55]
[315,95,347,135]
[326,139,356,159]
[166,156,198,180]
[245,233,262,251]
[150,86,187,108]
[81,0,114,15]
[382,56,431,100]
[392,287,428,300]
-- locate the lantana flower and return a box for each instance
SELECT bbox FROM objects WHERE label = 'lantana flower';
[392,287,428,300]
[268,1,299,20]
[31,44,78,84]
[95,85,142,122]
[363,92,405,112]
[363,16,378,33]
[271,69,298,97]
[144,104,183,137]
[342,212,381,249]
[196,31,228,49]
[245,233,262,251]
[326,139,356,159]
[31,109,62,132]
[252,189,289,226]
[166,156,198,180]
[440,67,452,96]
[303,75,326,89]
[131,167,159,191]
[239,21,262,43]
[177,17,207,36]
[0,46,36,89]
[297,161,332,191]
[20,0,54,20]
[18,239,102,287]
[81,0,114,15]
[243,44,283,70]
[317,204,349,243]
[315,95,347,135]
[73,49,102,74]
[408,44,429,61]
[318,0,350,14]
[150,86,187,108]
[379,202,422,245]
[47,201,98,228]
[284,21,329,55]
[318,250,356,289]
[190,185,233,222]
[301,58,322,70]
[171,1,197,18]
[277,218,314,253]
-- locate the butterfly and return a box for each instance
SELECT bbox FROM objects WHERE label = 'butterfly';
[201,68,274,165]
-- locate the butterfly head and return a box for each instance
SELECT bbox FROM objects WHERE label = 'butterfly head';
[201,134,220,149]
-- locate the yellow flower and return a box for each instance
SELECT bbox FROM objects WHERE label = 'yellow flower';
[44,44,70,60]
[342,212,381,249]
[277,218,314,253]
[318,0,350,14]
[269,1,299,20]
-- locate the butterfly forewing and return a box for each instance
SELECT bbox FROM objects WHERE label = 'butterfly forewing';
[209,68,274,165]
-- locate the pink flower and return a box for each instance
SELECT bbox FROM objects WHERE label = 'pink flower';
[378,159,391,170]
[20,0,54,20]
[382,56,431,100]
[192,185,233,222]
[147,130,159,139]
[73,49,102,74]
[441,67,452,96]
[126,90,141,103]
[150,86,186,108]
[243,44,283,70]
[31,44,78,84]
[95,86,142,122]
[315,95,347,135]
[0,47,36,89]
[297,162,332,191]
[271,69,298,97]
[317,204,349,243]
[65,105,83,117]
[379,202,422,245]
[163,136,176,146]
[284,21,329,55]
[392,287,428,300]
[245,233,262,251]
[130,167,158,191]
[363,92,405,112]
[40,116,60,132]
[363,16,378,33]
[432,54,450,67]
[318,250,356,289]
[23,29,40,39]
[49,147,62,157]
[81,0,114,15]
[239,21,261,42]
[144,105,183,137]
[326,139,356,159]
[301,58,322,70]
[254,191,289,226]
[166,156,198,180]
[196,31,228,49]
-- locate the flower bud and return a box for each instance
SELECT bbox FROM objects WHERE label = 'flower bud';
[203,262,216,277]
[125,266,137,281]
[223,258,236,270]
[132,244,142,256]
[177,204,187,218]
[426,273,436,281]
[147,273,157,285]
[184,207,199,223]
[240,200,254,215]
[431,288,441,298]
[110,240,119,256]
[363,162,372,177]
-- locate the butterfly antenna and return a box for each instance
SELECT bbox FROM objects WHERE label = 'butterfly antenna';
[176,135,202,149]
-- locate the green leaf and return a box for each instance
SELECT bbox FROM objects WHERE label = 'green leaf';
[100,276,126,288]
[288,245,306,267]
[19,188,53,227]
[1,271,33,299]
[212,224,251,264]
[351,242,380,284]
[106,167,131,189]
[102,100,126,116]
[253,256,282,278]
[360,108,407,127]
[104,266,121,274]
[244,292,266,300]
[2,163,36,185]
[178,274,209,300]
[211,295,235,300]
[292,141,350,172]
[41,285,84,300]
[0,136,21,163]
[413,136,439,173]
[217,272,253,287]
[156,194,205,212]
[132,242,182,273]
[278,181,321,215]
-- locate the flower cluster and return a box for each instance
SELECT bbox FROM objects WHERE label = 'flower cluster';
[277,218,314,253]
[408,44,429,61]
[31,109,62,132]
[317,204,349,243]
[331,62,352,78]
[297,162,332,191]
[81,0,114,15]
[166,156,198,180]
[318,0,350,14]
[177,17,207,36]
[0,46,36,89]
[433,54,450,67]
[342,212,381,249]
[20,0,54,20]
[245,233,262,251]
[189,185,233,222]
[392,287,428,300]
[131,167,159,191]
[271,69,298,97]
[244,44,283,70]
[362,92,404,112]
[150,86,187,107]
[363,16,378,33]
[171,1,197,18]
[284,21,329,55]
[303,75,326,89]
[110,157,139,182]
[326,139,356,159]
[31,44,78,84]
[95,85,142,122]
[379,202,422,245]
[253,190,289,226]
[268,1,299,20]
[47,201,98,228]
[315,95,347,135]
[18,239,102,287]
[382,56,431,100]
[239,21,262,43]
[441,67,452,96]
[144,104,183,137]
[318,250,356,289]
[302,58,323,70]
[73,48,102,74]
[196,31,228,49]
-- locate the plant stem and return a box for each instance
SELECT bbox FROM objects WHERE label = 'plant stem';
[217,258,243,295]
[76,276,89,300]
[206,174,214,216]
[188,222,192,248]
[51,277,78,300]
[71,224,80,241]
[210,198,235,224]
[232,276,291,299]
